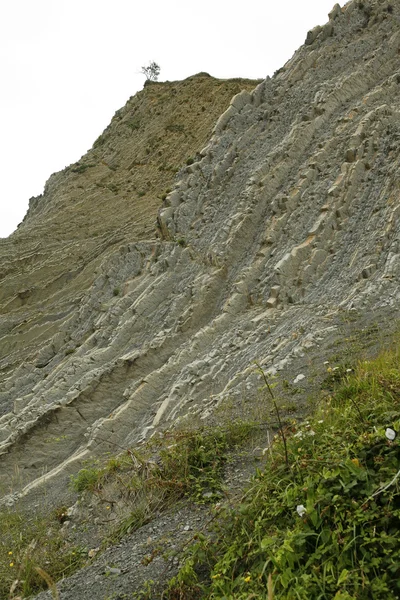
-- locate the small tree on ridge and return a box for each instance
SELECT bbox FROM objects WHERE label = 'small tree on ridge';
[141,61,160,82]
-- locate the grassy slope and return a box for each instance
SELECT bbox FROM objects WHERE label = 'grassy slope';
[3,338,400,599]
[0,398,264,597]
[167,343,400,600]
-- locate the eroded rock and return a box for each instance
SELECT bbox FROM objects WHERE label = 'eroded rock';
[1,0,400,518]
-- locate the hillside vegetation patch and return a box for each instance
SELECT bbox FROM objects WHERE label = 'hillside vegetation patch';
[166,344,400,599]
[0,510,86,599]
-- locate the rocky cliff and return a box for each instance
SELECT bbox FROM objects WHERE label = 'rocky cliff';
[0,75,258,504]
[1,0,400,520]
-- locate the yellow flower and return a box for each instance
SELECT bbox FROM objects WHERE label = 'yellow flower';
[8,551,12,555]
[244,575,251,582]
[9,562,14,567]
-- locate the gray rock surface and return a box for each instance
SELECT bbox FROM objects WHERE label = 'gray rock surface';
[2,1,400,595]
[2,0,400,510]
[33,502,211,600]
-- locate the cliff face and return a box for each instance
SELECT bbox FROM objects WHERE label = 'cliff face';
[0,73,257,386]
[0,75,258,503]
[1,0,400,509]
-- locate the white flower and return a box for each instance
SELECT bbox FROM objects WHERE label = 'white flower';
[385,428,396,441]
[296,504,307,517]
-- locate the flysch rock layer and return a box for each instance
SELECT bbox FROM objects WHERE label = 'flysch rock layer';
[1,0,400,508]
[0,74,259,504]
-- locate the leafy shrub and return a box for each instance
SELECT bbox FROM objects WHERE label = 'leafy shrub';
[70,467,103,492]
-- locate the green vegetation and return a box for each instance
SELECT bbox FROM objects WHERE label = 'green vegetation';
[70,418,259,547]
[5,340,400,599]
[161,187,172,200]
[141,61,160,83]
[127,118,141,131]
[93,132,109,148]
[70,466,102,492]
[1,415,255,598]
[165,123,185,134]
[0,510,86,598]
[71,163,96,174]
[167,344,400,599]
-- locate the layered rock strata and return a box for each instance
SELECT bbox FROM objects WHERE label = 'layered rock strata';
[1,0,400,507]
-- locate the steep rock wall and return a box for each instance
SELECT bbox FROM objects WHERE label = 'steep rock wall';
[1,0,400,507]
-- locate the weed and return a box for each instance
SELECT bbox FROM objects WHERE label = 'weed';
[161,188,172,201]
[115,503,155,538]
[170,345,400,598]
[53,505,69,524]
[70,466,103,493]
[133,579,156,599]
[127,118,141,131]
[0,510,86,598]
[93,133,108,148]
[69,418,258,550]
[321,363,352,391]
[167,553,204,599]
[256,363,289,468]
[165,123,185,134]
[71,163,96,174]
[34,566,60,600]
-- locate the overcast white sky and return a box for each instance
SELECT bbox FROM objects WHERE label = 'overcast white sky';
[0,0,337,238]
